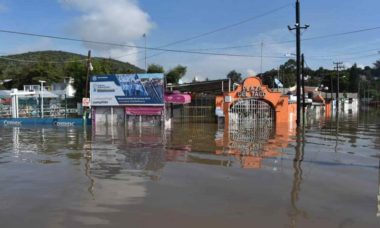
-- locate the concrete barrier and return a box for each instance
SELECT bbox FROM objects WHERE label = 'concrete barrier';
[0,118,90,127]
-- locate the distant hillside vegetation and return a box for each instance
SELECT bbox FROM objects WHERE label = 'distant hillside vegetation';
[0,50,144,75]
[0,50,145,100]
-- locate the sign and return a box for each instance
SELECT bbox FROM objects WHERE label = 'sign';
[0,118,87,126]
[82,98,90,107]
[238,86,266,98]
[90,74,164,106]
[164,92,191,104]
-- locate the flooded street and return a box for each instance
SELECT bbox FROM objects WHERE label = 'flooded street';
[1,110,380,228]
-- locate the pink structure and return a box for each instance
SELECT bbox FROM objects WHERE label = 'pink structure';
[164,91,191,104]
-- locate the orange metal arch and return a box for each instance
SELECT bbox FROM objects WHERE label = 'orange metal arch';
[217,77,295,125]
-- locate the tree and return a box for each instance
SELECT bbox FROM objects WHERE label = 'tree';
[347,64,360,92]
[282,59,297,88]
[373,60,380,78]
[374,60,380,69]
[261,69,276,88]
[227,70,242,83]
[147,64,164,73]
[166,65,187,84]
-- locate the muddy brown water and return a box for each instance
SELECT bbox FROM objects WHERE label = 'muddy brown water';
[0,110,380,228]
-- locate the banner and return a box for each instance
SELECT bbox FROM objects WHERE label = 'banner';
[274,78,283,88]
[90,74,164,106]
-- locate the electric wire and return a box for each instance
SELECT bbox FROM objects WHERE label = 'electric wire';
[0,55,87,63]
[0,29,289,59]
[114,3,292,60]
[188,25,380,51]
[0,24,379,62]
[153,3,292,48]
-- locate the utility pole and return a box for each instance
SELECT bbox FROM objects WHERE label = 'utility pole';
[301,54,305,123]
[288,0,309,127]
[84,50,92,98]
[333,61,344,111]
[330,73,333,100]
[260,41,264,75]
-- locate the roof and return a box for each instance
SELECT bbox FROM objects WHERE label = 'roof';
[35,90,59,98]
[0,90,58,98]
[171,79,230,94]
[304,86,319,93]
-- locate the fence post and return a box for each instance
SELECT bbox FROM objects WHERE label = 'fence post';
[65,94,68,118]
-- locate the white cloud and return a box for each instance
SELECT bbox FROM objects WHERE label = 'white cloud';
[107,45,139,64]
[59,0,153,65]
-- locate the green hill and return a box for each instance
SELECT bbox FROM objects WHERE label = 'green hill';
[0,50,145,100]
[0,50,144,75]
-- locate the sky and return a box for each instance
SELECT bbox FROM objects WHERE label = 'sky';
[0,0,379,82]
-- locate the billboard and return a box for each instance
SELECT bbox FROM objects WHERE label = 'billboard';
[90,74,164,106]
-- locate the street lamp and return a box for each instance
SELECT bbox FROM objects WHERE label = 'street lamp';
[39,80,46,118]
[0,79,12,85]
[285,53,296,58]
[143,33,147,72]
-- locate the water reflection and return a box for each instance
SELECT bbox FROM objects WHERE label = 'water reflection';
[214,123,296,169]
[69,125,164,226]
[288,128,307,227]
[0,109,380,227]
[378,159,380,217]
[12,127,20,156]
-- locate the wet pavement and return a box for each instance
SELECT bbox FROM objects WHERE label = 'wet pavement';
[0,109,380,227]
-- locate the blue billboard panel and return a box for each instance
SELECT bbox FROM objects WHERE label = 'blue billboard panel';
[90,74,164,106]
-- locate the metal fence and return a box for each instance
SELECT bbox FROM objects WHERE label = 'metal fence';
[229,98,275,132]
[173,94,216,123]
[0,98,79,118]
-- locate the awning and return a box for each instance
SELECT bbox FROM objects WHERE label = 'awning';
[0,97,11,104]
[125,107,163,116]
[165,91,191,104]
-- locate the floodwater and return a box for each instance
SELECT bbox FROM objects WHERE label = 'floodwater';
[0,110,380,228]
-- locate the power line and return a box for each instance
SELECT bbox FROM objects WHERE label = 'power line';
[306,51,380,62]
[116,3,292,60]
[0,29,289,59]
[187,25,380,51]
[0,29,142,48]
[151,3,292,48]
[0,55,87,63]
[1,24,378,62]
[303,26,380,42]
[307,48,380,59]
[137,25,380,62]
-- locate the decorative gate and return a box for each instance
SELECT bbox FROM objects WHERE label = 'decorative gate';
[229,98,275,133]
